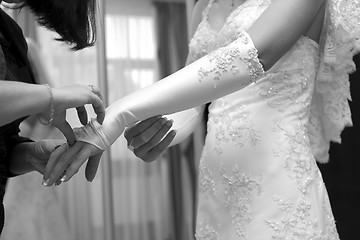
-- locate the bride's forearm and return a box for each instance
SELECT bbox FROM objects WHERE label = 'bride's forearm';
[104,32,262,144]
[76,31,264,150]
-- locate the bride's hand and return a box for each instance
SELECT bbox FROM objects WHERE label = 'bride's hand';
[124,115,176,163]
[43,141,103,186]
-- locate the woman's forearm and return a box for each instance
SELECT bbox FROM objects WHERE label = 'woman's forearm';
[0,81,50,126]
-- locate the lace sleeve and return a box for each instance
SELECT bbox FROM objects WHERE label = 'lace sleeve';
[308,0,360,163]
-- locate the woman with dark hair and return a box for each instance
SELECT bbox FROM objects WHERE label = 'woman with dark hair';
[2,0,97,50]
[0,0,104,235]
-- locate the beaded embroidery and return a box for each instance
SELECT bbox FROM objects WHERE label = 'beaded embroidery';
[198,151,216,198]
[220,164,263,238]
[195,215,219,240]
[266,196,324,240]
[208,101,261,154]
[198,31,265,88]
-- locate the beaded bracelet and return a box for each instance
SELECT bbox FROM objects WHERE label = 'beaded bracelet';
[38,84,55,125]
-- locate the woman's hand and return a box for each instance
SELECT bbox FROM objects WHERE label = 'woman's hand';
[38,84,105,145]
[42,115,176,186]
[43,141,103,186]
[124,115,176,163]
[27,140,65,175]
[10,140,64,176]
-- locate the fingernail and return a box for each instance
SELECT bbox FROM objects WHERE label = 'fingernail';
[160,118,167,124]
[166,119,173,127]
[171,130,177,136]
[128,145,134,151]
[60,175,67,182]
[42,178,50,187]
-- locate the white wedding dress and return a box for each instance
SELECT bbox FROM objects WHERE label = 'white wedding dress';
[191,0,355,239]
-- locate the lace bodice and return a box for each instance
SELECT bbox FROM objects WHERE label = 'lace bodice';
[187,0,270,65]
[190,1,343,239]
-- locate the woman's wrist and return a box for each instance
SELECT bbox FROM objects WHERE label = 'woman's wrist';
[38,84,55,125]
[37,84,55,125]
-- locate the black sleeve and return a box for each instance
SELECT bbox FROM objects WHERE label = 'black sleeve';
[3,133,33,177]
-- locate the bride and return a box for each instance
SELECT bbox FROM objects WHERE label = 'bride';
[44,0,359,239]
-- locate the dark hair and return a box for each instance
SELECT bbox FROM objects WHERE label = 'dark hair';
[26,0,97,50]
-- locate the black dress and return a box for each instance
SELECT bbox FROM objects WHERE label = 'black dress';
[0,8,36,234]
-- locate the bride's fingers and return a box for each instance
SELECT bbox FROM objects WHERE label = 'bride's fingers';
[134,119,173,156]
[135,130,176,163]
[129,117,170,149]
[124,115,162,142]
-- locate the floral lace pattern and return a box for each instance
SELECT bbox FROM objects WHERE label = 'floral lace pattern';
[190,0,341,239]
[208,100,261,154]
[266,196,330,240]
[258,37,319,113]
[308,0,360,162]
[196,215,219,240]
[198,151,216,198]
[272,120,318,194]
[198,31,264,87]
[220,164,263,238]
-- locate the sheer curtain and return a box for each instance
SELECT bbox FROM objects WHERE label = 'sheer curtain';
[154,2,199,240]
[104,1,174,239]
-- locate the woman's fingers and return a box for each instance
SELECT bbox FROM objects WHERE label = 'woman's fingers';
[85,153,103,182]
[88,85,106,124]
[76,106,88,125]
[54,120,76,145]
[43,143,69,185]
[61,144,94,182]
[44,143,82,186]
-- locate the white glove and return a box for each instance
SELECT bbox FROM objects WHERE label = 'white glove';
[75,31,265,150]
